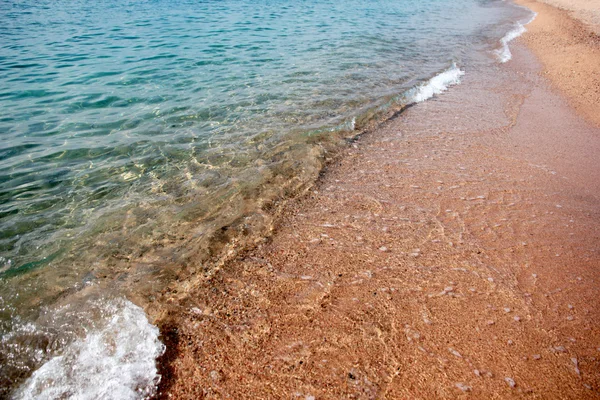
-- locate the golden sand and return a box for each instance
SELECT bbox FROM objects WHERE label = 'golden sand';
[516,0,600,126]
[155,1,600,398]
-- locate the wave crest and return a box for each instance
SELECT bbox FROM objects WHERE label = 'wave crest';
[496,12,538,63]
[408,64,465,103]
[13,299,164,400]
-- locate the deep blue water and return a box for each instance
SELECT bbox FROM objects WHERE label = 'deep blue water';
[0,0,527,395]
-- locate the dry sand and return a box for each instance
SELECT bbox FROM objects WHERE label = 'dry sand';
[515,0,600,126]
[533,0,600,35]
[155,1,600,398]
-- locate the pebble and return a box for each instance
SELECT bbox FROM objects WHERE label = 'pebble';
[448,348,462,358]
[507,340,514,346]
[503,307,511,313]
[505,377,516,388]
[487,277,494,283]
[514,316,521,322]
[533,354,541,360]
[553,346,566,353]
[568,304,574,310]
[572,358,580,376]
[473,369,481,377]
[455,383,471,392]
[567,316,574,321]
[487,320,495,325]
[379,246,389,252]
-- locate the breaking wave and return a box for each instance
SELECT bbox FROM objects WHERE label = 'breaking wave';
[496,11,538,62]
[407,64,465,103]
[13,299,164,400]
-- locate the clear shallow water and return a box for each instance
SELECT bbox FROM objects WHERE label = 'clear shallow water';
[0,0,530,396]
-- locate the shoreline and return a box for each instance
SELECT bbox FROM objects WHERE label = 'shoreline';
[154,1,600,398]
[514,0,600,126]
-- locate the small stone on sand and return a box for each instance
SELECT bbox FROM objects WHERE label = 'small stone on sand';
[190,307,203,315]
[449,348,462,358]
[505,377,516,388]
[455,383,471,392]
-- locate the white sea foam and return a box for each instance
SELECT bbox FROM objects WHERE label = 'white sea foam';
[14,299,165,400]
[495,12,537,63]
[408,64,465,103]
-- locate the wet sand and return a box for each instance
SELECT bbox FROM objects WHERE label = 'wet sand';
[155,2,600,398]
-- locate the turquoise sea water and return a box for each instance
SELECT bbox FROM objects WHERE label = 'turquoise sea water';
[0,0,530,396]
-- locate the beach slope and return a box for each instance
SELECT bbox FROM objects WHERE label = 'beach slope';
[156,1,600,398]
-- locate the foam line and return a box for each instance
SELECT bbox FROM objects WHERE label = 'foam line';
[496,12,538,63]
[408,64,466,103]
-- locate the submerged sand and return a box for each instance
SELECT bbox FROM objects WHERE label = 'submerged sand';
[155,1,600,398]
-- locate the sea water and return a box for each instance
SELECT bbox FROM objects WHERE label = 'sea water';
[0,0,532,397]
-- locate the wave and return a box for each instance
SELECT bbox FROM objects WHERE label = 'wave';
[13,299,164,400]
[406,64,465,103]
[495,11,538,63]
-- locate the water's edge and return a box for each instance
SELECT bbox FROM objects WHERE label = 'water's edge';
[5,65,465,399]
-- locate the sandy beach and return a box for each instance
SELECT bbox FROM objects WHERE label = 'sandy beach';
[515,0,600,126]
[155,0,600,398]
